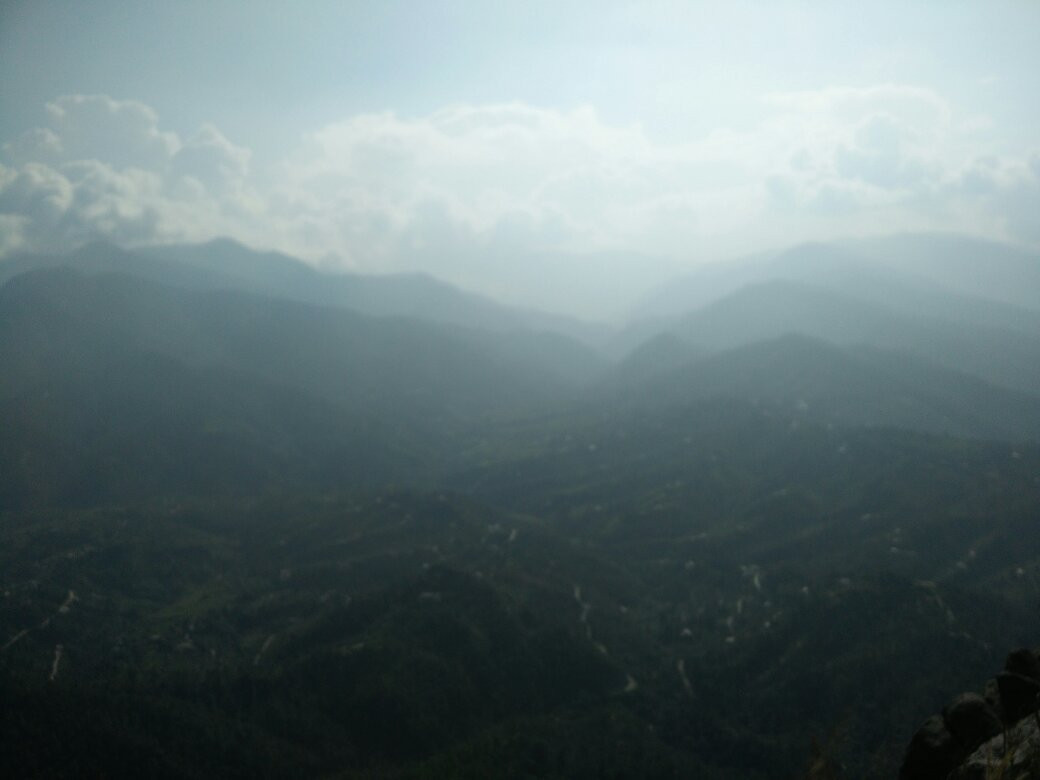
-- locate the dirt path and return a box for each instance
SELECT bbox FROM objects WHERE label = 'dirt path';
[2,589,78,653]
[58,590,78,613]
[573,585,592,640]
[1,629,29,652]
[49,644,64,681]
[253,633,276,666]
[677,658,693,696]
[574,584,640,694]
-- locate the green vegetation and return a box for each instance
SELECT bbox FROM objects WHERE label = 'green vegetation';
[3,418,1038,776]
[2,242,1040,776]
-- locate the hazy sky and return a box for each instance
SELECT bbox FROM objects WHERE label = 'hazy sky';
[1,1,1038,316]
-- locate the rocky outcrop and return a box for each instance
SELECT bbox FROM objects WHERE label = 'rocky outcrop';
[900,647,1040,779]
[943,694,1003,753]
[902,714,963,779]
[950,715,1040,780]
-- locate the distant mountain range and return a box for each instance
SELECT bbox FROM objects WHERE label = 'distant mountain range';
[633,234,1040,320]
[603,332,1040,441]
[3,234,1039,468]
[0,238,608,346]
[622,235,1040,398]
[0,266,609,509]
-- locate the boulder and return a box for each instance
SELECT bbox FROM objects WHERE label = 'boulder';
[950,714,1040,780]
[904,647,1040,779]
[997,672,1040,723]
[1005,647,1040,682]
[943,693,1003,751]
[900,714,963,780]
[983,677,1003,717]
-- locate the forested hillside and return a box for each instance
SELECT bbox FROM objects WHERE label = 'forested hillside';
[2,239,1039,777]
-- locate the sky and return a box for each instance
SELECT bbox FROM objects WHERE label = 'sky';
[1,0,1038,317]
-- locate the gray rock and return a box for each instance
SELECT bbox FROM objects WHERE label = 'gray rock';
[997,672,1040,723]
[950,713,1040,780]
[984,677,1003,717]
[1005,647,1040,682]
[944,692,1003,751]
[900,714,963,780]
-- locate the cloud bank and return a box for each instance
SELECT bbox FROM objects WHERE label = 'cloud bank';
[2,89,1038,315]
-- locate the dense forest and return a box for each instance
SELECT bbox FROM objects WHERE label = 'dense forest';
[2,235,1039,778]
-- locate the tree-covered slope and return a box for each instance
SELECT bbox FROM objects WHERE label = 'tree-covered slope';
[665,279,1040,394]
[599,333,1040,441]
[3,240,1040,778]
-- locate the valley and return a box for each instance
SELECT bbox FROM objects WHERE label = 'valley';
[2,236,1039,777]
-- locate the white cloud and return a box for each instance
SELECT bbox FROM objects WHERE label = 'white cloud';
[763,85,953,130]
[0,162,73,249]
[273,102,765,269]
[0,95,262,253]
[752,85,1040,244]
[44,95,180,170]
[2,127,64,164]
[171,124,250,191]
[1,88,1038,315]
